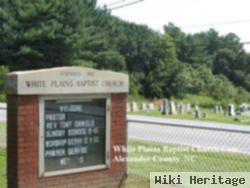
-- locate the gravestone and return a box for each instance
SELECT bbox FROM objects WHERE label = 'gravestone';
[176,103,180,113]
[162,99,169,115]
[194,105,200,118]
[203,113,208,118]
[169,101,177,115]
[239,103,250,113]
[240,103,250,116]
[5,67,129,188]
[126,103,131,112]
[141,103,147,111]
[186,103,192,113]
[147,102,155,111]
[219,105,224,114]
[194,104,199,112]
[214,105,219,114]
[179,103,185,114]
[184,104,189,114]
[159,105,163,112]
[130,102,138,112]
[228,104,236,116]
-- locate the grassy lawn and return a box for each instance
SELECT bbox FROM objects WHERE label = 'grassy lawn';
[128,140,250,173]
[1,140,249,188]
[0,149,6,188]
[129,109,250,126]
[0,123,6,148]
[121,174,149,188]
[123,140,250,187]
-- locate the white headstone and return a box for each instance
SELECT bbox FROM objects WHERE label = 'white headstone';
[228,104,236,116]
[194,105,200,118]
[186,104,192,113]
[219,105,224,114]
[130,102,138,112]
[195,104,199,111]
[141,103,147,111]
[147,103,155,111]
[239,103,249,112]
[214,105,219,114]
[179,103,185,114]
[126,103,131,113]
[169,101,177,115]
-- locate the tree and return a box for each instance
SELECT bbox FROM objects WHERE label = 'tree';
[233,52,250,91]
[222,33,243,54]
[169,64,195,97]
[110,21,169,97]
[213,48,235,75]
[210,75,236,102]
[213,49,250,92]
[146,33,179,98]
[0,65,8,101]
[164,23,212,66]
[95,51,125,71]
[0,0,97,70]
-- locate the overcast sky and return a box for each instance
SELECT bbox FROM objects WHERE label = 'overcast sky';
[97,0,250,52]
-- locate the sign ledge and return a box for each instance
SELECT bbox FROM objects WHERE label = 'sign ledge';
[5,67,129,95]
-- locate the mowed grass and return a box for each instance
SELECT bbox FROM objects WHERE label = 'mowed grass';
[0,123,6,148]
[123,140,250,187]
[128,140,250,173]
[0,123,6,188]
[129,108,250,126]
[0,149,6,188]
[0,140,250,188]
[121,174,149,188]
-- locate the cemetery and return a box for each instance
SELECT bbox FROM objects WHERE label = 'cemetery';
[127,99,250,126]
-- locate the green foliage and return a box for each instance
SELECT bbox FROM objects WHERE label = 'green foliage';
[210,74,237,103]
[0,0,92,70]
[114,22,168,98]
[127,94,148,103]
[95,51,126,71]
[235,87,250,104]
[0,0,117,71]
[0,2,249,104]
[164,23,250,103]
[213,50,250,91]
[169,64,215,97]
[174,94,220,108]
[146,33,178,98]
[169,63,196,97]
[72,59,96,68]
[0,66,8,101]
[167,63,250,104]
[213,48,236,76]
[129,74,141,97]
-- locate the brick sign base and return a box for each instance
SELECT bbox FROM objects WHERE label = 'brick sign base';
[7,94,127,188]
[6,67,129,188]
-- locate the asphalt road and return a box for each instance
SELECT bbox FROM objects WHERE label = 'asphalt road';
[0,109,6,123]
[128,116,250,155]
[0,103,6,123]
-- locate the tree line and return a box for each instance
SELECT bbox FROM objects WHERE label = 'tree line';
[0,0,249,103]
